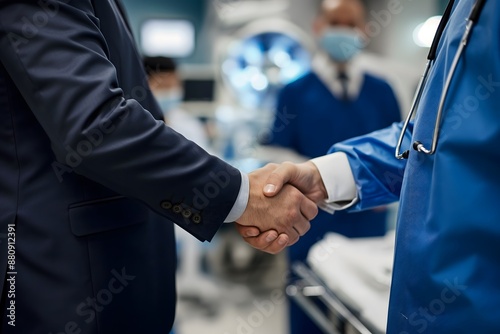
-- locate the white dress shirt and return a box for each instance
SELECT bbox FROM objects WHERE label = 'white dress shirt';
[311,52,366,101]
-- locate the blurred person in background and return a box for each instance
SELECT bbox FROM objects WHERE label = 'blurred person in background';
[144,56,219,324]
[144,56,209,149]
[265,0,401,333]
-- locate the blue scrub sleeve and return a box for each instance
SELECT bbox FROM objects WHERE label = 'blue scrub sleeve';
[328,122,413,211]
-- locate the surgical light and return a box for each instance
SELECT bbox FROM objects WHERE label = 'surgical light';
[220,31,311,109]
[413,16,442,48]
[141,19,195,57]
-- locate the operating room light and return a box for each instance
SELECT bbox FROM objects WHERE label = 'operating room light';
[243,41,264,65]
[250,73,269,91]
[413,16,442,48]
[220,32,311,109]
[270,49,292,68]
[141,19,195,57]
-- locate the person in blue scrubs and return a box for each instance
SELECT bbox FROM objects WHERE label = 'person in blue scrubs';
[265,0,401,332]
[257,0,500,332]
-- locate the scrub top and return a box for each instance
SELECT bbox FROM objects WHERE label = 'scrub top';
[330,0,500,332]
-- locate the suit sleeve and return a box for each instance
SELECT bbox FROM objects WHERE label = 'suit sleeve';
[328,122,413,211]
[0,1,240,241]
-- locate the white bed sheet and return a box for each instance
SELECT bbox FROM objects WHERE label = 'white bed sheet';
[307,231,396,333]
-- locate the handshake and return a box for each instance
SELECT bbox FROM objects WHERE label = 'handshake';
[235,161,328,254]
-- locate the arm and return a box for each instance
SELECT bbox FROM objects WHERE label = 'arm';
[0,1,315,247]
[0,1,236,241]
[326,122,411,210]
[261,122,413,211]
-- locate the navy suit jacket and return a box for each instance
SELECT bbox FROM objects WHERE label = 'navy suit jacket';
[0,1,241,333]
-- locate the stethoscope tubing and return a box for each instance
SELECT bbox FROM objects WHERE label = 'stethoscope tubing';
[395,0,487,160]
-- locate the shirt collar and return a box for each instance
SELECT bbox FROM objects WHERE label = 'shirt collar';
[311,52,365,100]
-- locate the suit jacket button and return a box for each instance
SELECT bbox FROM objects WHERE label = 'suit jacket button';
[192,214,202,224]
[182,209,192,219]
[161,201,172,210]
[173,205,182,214]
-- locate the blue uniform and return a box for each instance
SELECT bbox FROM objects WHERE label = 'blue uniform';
[269,69,400,334]
[331,0,500,332]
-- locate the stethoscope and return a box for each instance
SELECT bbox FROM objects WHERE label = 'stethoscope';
[395,0,487,160]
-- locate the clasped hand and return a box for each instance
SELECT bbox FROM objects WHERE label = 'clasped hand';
[236,162,327,254]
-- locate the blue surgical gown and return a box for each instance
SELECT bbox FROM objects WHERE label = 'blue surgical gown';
[330,0,500,332]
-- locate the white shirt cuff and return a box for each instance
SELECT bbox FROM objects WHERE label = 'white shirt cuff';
[311,153,358,213]
[224,172,249,223]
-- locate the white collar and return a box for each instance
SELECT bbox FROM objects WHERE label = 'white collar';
[311,52,365,100]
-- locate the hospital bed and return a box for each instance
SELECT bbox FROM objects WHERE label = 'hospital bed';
[286,231,395,334]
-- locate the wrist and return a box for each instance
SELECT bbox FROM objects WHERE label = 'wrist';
[304,161,328,201]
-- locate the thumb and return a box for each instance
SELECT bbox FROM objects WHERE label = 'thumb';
[235,224,261,238]
[263,162,298,197]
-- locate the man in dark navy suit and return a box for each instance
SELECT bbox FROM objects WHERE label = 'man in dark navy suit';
[0,1,318,333]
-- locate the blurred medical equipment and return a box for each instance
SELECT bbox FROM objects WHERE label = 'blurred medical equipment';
[141,19,195,58]
[413,16,442,48]
[214,0,289,26]
[396,0,486,160]
[216,18,312,111]
[287,232,396,334]
[213,17,314,167]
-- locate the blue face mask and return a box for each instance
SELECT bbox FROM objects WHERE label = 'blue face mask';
[155,89,183,117]
[319,27,364,63]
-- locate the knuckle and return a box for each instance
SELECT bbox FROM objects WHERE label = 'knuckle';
[290,188,302,201]
[286,210,299,223]
[265,162,279,169]
[268,172,283,184]
[269,169,284,182]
